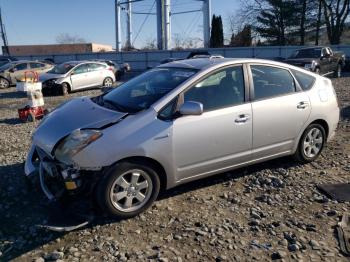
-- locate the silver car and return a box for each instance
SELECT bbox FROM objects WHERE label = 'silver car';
[40,61,116,95]
[25,58,339,218]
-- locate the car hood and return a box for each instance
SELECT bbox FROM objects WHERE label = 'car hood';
[32,97,127,156]
[284,58,317,65]
[39,72,66,82]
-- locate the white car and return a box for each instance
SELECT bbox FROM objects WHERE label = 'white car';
[40,61,116,95]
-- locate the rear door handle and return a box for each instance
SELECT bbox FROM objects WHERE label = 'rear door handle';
[297,101,309,109]
[235,114,250,124]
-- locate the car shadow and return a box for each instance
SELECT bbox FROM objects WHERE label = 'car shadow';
[1,157,300,260]
[0,118,23,125]
[0,91,26,100]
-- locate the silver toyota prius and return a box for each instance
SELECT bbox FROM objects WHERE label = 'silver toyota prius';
[25,58,339,218]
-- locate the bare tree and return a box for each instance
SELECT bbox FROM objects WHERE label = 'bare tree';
[56,33,86,44]
[315,0,323,45]
[141,37,157,50]
[322,0,350,44]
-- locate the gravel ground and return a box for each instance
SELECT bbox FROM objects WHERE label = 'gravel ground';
[0,75,349,262]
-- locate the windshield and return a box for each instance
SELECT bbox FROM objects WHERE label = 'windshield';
[48,63,75,74]
[290,49,321,59]
[0,62,14,71]
[102,67,197,113]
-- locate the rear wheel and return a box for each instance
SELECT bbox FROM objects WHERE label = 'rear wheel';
[96,161,160,218]
[103,77,114,87]
[61,82,70,96]
[333,64,342,78]
[294,124,326,163]
[0,78,10,89]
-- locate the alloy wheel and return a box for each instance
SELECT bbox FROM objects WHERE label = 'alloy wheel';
[109,169,153,212]
[104,78,113,87]
[303,127,324,158]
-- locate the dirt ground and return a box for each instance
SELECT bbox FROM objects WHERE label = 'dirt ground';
[0,74,349,262]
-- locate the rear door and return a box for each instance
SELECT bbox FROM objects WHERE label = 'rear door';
[249,64,311,159]
[87,63,107,86]
[70,64,90,90]
[172,65,253,181]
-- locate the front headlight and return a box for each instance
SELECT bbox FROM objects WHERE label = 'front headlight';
[55,129,102,164]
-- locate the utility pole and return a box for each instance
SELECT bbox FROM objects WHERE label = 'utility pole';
[0,8,9,55]
[115,0,122,51]
[156,0,163,50]
[163,0,171,50]
[202,0,211,48]
[126,0,133,49]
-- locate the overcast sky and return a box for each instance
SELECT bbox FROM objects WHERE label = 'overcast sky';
[1,0,240,49]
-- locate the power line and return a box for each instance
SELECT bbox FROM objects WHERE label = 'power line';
[132,0,156,45]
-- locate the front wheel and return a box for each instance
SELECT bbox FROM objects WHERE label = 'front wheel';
[294,124,326,163]
[60,82,70,96]
[103,77,114,87]
[96,161,160,218]
[0,77,10,89]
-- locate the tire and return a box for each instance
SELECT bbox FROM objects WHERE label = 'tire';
[315,68,320,75]
[60,82,70,96]
[27,112,35,122]
[333,64,342,78]
[0,77,10,89]
[96,161,160,218]
[103,77,114,87]
[294,123,326,163]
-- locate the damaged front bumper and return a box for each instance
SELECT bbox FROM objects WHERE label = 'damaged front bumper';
[25,144,99,201]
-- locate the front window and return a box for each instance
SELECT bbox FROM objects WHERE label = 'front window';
[102,67,197,113]
[183,66,245,112]
[48,63,75,74]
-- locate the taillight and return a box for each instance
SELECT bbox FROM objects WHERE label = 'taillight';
[108,67,114,72]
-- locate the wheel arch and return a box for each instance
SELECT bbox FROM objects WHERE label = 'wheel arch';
[112,156,168,191]
[309,119,329,138]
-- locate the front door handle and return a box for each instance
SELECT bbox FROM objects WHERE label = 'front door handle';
[235,114,250,124]
[297,101,309,109]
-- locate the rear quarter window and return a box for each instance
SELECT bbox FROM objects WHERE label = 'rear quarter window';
[291,69,315,91]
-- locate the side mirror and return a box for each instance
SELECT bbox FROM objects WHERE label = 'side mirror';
[179,101,203,116]
[70,71,75,75]
[9,68,15,73]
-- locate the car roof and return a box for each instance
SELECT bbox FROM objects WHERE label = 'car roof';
[158,57,296,71]
[63,60,107,65]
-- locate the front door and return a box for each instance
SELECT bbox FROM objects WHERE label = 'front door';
[70,64,90,90]
[249,64,311,159]
[172,65,252,181]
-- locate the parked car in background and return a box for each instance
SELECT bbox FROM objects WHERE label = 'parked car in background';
[41,61,115,95]
[0,60,53,88]
[160,50,212,64]
[25,58,339,218]
[93,59,131,80]
[284,46,345,77]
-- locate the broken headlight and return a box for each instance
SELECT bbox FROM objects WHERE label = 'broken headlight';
[55,129,102,165]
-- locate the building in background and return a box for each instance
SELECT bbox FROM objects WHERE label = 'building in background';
[3,43,114,56]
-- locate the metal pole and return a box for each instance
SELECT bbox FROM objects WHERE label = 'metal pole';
[156,0,163,50]
[127,0,133,48]
[202,0,211,48]
[163,0,171,50]
[115,0,122,51]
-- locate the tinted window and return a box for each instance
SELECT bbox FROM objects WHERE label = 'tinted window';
[73,64,89,74]
[184,66,245,112]
[251,65,295,100]
[30,62,45,69]
[89,63,106,71]
[103,68,197,113]
[48,63,75,74]
[158,98,178,120]
[291,69,315,91]
[14,63,28,71]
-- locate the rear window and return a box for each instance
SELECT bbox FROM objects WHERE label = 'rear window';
[292,69,315,91]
